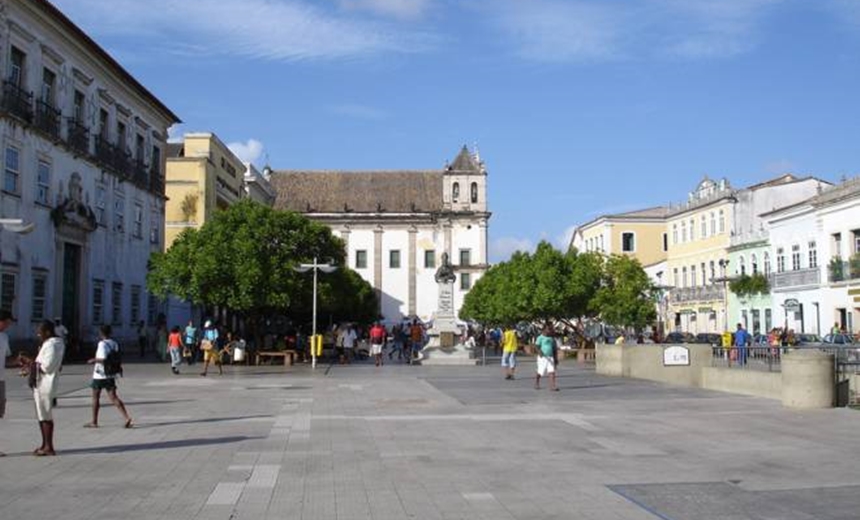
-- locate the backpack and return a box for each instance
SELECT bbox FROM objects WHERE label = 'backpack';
[103,340,123,377]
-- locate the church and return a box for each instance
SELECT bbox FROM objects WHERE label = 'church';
[268,146,491,323]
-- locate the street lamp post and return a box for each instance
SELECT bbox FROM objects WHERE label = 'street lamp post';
[294,257,337,369]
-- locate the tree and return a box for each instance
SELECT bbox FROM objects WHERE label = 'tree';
[147,199,377,338]
[589,254,656,331]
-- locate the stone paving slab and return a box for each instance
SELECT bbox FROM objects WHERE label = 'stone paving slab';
[1,358,859,519]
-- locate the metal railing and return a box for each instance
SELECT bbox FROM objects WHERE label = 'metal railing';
[771,267,820,289]
[828,260,860,283]
[1,80,33,122]
[65,118,90,156]
[671,285,725,304]
[712,344,860,372]
[34,99,60,139]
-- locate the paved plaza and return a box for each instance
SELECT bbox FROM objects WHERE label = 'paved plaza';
[1,357,860,520]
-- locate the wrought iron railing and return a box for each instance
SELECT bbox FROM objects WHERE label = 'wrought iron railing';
[65,118,90,156]
[670,284,725,304]
[34,99,60,139]
[829,259,860,283]
[131,159,148,188]
[1,80,33,122]
[772,268,820,289]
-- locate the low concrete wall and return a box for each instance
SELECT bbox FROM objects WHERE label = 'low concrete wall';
[596,344,836,408]
[701,367,782,400]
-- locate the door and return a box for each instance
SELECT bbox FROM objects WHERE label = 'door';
[62,243,80,339]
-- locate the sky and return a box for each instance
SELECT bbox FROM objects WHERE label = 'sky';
[51,0,860,262]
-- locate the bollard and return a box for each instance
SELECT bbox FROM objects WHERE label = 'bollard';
[781,350,835,409]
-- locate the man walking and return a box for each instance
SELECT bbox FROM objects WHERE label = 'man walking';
[84,325,132,429]
[0,310,14,455]
[370,321,386,367]
[734,323,751,366]
[501,326,518,380]
[534,327,559,391]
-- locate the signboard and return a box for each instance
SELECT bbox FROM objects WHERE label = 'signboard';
[783,298,800,312]
[663,345,690,366]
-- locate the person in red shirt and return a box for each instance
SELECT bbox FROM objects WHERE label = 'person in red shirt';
[369,322,387,367]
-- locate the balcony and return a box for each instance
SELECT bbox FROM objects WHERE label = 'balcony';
[131,159,149,188]
[829,257,860,283]
[772,267,820,290]
[112,146,131,178]
[65,118,90,156]
[149,167,164,195]
[1,80,33,122]
[33,99,60,140]
[670,284,725,304]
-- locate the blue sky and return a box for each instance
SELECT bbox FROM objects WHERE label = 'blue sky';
[53,0,860,261]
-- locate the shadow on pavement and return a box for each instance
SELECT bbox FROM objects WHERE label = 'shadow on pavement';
[138,414,274,428]
[56,435,261,456]
[54,399,196,409]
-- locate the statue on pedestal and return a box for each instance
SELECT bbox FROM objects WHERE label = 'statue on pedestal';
[434,252,457,284]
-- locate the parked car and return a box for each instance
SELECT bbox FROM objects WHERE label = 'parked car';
[664,332,694,344]
[823,333,856,345]
[797,333,821,345]
[693,333,722,346]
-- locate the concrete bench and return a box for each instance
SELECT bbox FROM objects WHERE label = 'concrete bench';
[256,350,296,367]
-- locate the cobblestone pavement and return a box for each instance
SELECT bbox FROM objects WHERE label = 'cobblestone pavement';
[1,357,859,520]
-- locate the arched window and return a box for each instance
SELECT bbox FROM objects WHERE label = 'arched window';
[764,252,771,276]
[719,210,725,233]
[452,182,460,202]
[751,254,758,275]
[673,224,678,244]
[470,182,478,203]
[701,215,707,238]
[738,256,746,276]
[710,212,716,235]
[682,266,688,288]
[710,260,715,284]
[681,221,687,242]
[689,219,695,240]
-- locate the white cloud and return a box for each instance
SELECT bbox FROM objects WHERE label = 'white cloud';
[51,0,432,61]
[479,0,783,62]
[228,139,265,165]
[338,0,431,20]
[490,236,535,262]
[167,124,185,144]
[327,103,388,120]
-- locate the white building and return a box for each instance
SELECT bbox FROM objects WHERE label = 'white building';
[0,0,180,351]
[269,146,490,323]
[244,162,275,206]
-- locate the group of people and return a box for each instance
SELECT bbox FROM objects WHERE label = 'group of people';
[170,319,246,376]
[1,312,132,456]
[498,325,560,391]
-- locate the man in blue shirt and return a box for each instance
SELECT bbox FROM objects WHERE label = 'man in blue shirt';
[534,327,559,391]
[734,323,750,366]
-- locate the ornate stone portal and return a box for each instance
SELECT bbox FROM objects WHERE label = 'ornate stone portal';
[419,253,477,365]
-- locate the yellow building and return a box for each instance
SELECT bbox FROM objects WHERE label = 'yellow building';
[571,206,669,268]
[665,178,734,334]
[164,133,245,248]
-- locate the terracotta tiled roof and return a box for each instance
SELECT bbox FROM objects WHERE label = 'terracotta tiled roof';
[270,170,444,213]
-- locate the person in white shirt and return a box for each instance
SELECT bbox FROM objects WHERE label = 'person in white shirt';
[341,324,358,364]
[84,324,132,429]
[20,320,66,456]
[0,310,14,456]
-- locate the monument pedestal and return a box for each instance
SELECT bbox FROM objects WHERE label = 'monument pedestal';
[418,281,477,366]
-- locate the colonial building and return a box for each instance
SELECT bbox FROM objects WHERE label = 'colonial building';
[269,146,490,322]
[570,206,669,267]
[164,133,245,248]
[243,162,275,206]
[667,175,823,334]
[0,0,179,349]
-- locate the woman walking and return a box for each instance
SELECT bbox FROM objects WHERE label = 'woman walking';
[168,326,183,374]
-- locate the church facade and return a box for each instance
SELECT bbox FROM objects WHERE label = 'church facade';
[269,146,490,323]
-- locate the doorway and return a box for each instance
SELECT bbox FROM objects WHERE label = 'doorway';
[62,243,81,339]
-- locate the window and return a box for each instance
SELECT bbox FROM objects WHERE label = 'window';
[719,210,725,233]
[147,294,158,325]
[460,272,471,291]
[31,273,47,321]
[452,182,460,202]
[99,108,109,140]
[791,244,801,271]
[622,232,635,252]
[9,47,25,86]
[151,146,162,177]
[355,250,367,269]
[470,182,478,203]
[95,186,106,225]
[92,280,105,325]
[751,254,758,275]
[832,232,842,258]
[855,230,860,255]
[150,212,160,244]
[710,212,716,236]
[4,146,19,194]
[663,233,668,252]
[111,282,122,325]
[764,252,771,277]
[765,309,772,333]
[117,121,127,151]
[682,267,688,288]
[701,262,706,286]
[1,272,16,315]
[389,250,401,269]
[776,247,785,273]
[40,68,55,104]
[135,134,145,162]
[459,249,471,266]
[599,236,604,251]
[710,261,715,284]
[808,241,817,269]
[691,265,697,287]
[130,285,141,325]
[701,215,707,238]
[133,203,143,238]
[672,224,678,245]
[738,256,746,276]
[689,219,695,241]
[673,268,679,287]
[73,90,85,122]
[424,249,436,269]
[681,221,687,243]
[34,159,50,205]
[114,197,125,233]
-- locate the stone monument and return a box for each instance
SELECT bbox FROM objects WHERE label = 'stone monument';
[418,253,478,365]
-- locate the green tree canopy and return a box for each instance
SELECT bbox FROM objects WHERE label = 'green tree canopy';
[589,254,656,331]
[147,199,377,326]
